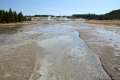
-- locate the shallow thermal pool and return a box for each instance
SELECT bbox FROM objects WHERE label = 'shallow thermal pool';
[24,24,111,80]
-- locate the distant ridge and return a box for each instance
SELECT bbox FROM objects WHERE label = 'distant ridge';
[72,9,120,20]
[106,9,120,15]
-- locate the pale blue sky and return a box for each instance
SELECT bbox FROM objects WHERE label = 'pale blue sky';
[0,0,120,15]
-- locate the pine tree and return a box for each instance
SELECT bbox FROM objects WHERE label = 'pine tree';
[0,8,29,23]
[18,12,24,22]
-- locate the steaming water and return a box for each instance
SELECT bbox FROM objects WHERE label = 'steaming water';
[25,24,110,80]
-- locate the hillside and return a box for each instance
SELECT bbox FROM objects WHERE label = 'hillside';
[72,9,120,20]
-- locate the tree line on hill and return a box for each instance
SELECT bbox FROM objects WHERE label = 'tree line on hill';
[1,8,119,22]
[34,9,120,20]
[0,8,31,23]
[34,15,54,17]
[71,9,120,20]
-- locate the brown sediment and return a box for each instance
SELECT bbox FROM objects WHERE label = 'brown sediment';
[85,20,120,26]
[0,41,39,80]
[0,21,33,27]
[99,57,113,80]
[0,22,30,34]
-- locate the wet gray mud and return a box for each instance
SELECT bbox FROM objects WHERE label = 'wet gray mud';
[25,23,110,80]
[0,22,111,80]
[76,23,120,80]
